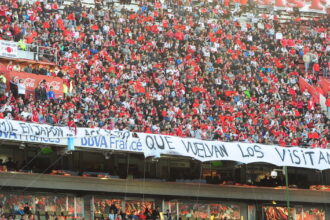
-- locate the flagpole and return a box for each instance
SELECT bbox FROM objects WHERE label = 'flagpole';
[284,166,290,220]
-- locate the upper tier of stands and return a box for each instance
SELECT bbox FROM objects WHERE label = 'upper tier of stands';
[0,0,329,148]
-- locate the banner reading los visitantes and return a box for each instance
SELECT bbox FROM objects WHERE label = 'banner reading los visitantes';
[0,119,330,170]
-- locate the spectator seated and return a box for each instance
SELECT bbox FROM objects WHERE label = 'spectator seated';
[0,0,328,149]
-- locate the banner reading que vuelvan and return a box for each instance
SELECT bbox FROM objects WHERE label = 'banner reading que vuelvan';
[0,119,329,170]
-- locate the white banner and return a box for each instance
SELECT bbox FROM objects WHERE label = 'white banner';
[0,119,143,153]
[136,133,330,170]
[0,40,18,58]
[0,119,329,170]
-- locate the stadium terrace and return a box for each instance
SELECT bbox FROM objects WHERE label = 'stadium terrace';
[0,0,329,219]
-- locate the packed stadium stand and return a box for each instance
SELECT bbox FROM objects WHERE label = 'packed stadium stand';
[0,0,329,147]
[0,0,329,219]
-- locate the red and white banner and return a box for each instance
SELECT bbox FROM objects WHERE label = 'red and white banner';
[250,0,329,14]
[318,77,330,95]
[4,71,64,98]
[299,77,320,103]
[0,40,18,59]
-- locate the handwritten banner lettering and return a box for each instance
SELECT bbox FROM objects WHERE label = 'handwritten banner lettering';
[0,119,143,153]
[137,133,330,170]
[0,119,329,170]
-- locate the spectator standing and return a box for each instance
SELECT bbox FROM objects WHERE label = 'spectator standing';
[47,86,55,100]
[35,82,48,101]
[34,84,43,101]
[17,79,26,100]
[303,52,311,73]
[40,81,48,101]
[0,0,327,149]
[9,77,18,99]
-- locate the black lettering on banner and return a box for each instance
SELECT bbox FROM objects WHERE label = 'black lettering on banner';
[182,141,227,159]
[104,129,112,135]
[145,135,155,150]
[203,143,213,158]
[47,127,55,137]
[15,122,65,138]
[288,150,294,164]
[301,150,307,165]
[327,153,330,165]
[220,144,228,157]
[253,145,264,158]
[58,127,64,137]
[19,123,29,134]
[33,125,41,135]
[247,147,254,157]
[215,144,228,158]
[305,151,315,166]
[121,131,131,141]
[0,121,17,132]
[318,151,327,165]
[154,135,165,149]
[88,130,96,136]
[194,143,205,158]
[0,121,8,132]
[275,148,286,162]
[237,144,249,158]
[84,129,91,136]
[9,121,17,132]
[181,140,201,156]
[292,150,301,165]
[181,140,191,153]
[164,136,175,150]
[39,126,47,136]
[237,144,260,158]
[190,142,197,155]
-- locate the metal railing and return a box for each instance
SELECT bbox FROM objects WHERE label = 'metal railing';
[17,43,58,64]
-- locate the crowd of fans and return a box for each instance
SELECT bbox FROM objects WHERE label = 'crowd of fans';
[0,0,329,148]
